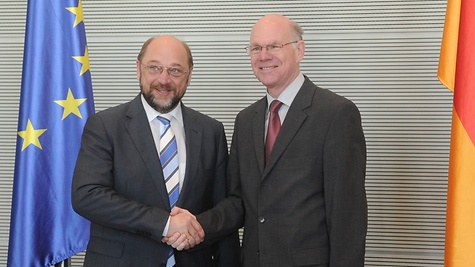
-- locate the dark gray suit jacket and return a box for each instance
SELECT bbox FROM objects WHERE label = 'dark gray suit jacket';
[198,77,367,267]
[72,94,240,267]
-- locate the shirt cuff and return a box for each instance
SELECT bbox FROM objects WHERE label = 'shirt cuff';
[162,215,171,237]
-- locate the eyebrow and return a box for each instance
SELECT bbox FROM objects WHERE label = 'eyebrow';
[250,41,280,46]
[145,60,185,67]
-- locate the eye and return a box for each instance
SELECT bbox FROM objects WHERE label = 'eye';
[269,44,282,50]
[251,46,262,52]
[169,67,182,74]
[149,65,161,71]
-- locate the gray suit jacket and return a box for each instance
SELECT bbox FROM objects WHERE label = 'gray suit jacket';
[198,77,367,267]
[72,94,240,267]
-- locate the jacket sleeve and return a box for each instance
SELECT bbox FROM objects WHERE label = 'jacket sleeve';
[196,114,245,243]
[323,100,367,266]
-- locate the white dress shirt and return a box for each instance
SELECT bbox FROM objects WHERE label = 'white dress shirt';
[265,73,305,139]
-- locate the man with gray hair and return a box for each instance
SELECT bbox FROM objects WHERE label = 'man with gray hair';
[170,14,368,266]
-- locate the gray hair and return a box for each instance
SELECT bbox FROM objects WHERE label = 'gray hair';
[290,19,304,40]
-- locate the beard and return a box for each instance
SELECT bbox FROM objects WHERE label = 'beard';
[140,83,180,113]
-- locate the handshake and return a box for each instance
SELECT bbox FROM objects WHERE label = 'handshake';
[162,207,205,251]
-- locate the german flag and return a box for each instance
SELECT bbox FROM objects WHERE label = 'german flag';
[437,0,475,266]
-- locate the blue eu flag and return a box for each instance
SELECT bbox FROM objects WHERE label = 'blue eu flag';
[8,0,94,266]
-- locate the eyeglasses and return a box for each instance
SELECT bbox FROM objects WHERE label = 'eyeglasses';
[141,63,191,78]
[244,41,300,55]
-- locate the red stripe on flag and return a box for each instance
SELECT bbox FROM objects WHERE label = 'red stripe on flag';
[454,0,475,145]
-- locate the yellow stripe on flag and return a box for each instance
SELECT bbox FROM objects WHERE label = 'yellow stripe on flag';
[437,0,461,92]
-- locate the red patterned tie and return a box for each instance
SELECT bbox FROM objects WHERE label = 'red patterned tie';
[265,100,283,164]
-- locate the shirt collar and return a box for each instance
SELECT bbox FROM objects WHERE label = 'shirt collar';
[141,94,184,127]
[266,72,305,108]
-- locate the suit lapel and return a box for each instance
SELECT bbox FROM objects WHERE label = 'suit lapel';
[124,95,170,208]
[252,97,267,175]
[178,105,202,207]
[263,78,316,178]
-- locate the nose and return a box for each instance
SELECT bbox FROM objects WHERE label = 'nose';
[156,69,171,84]
[258,48,272,60]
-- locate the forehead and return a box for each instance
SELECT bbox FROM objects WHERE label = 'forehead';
[142,37,188,66]
[250,17,292,44]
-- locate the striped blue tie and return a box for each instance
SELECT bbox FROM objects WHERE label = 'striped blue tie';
[157,116,179,267]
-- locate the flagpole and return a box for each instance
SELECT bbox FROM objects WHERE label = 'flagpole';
[54,259,71,267]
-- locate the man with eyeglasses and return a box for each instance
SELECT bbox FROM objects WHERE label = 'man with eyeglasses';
[72,35,240,267]
[170,14,368,267]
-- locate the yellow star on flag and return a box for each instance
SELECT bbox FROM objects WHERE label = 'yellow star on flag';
[54,88,87,120]
[66,0,84,27]
[72,47,90,76]
[18,119,47,151]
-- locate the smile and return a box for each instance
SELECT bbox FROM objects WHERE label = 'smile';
[260,66,277,70]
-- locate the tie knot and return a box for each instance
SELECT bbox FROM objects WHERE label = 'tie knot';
[157,115,171,126]
[269,100,283,113]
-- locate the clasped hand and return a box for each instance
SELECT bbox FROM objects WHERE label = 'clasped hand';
[162,207,205,251]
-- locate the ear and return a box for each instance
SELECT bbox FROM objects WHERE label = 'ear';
[186,68,193,87]
[136,60,141,80]
[296,40,305,61]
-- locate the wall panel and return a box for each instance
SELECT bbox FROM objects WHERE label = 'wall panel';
[0,1,450,266]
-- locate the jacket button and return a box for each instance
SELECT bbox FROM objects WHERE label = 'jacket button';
[259,217,265,223]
